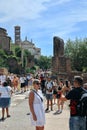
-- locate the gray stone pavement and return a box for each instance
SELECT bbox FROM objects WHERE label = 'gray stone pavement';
[0,91,70,130]
[45,101,70,130]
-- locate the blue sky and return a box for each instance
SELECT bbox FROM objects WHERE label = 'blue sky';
[0,0,87,56]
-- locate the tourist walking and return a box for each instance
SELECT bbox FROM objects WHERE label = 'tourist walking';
[45,76,53,112]
[54,81,64,114]
[12,75,19,92]
[0,82,13,121]
[20,75,26,93]
[28,79,45,130]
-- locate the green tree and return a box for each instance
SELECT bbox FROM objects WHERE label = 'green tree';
[35,56,52,70]
[65,38,87,72]
[0,49,8,67]
[15,46,21,58]
[23,49,31,68]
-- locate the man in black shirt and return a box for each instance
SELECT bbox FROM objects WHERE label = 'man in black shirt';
[83,83,87,130]
[61,76,86,130]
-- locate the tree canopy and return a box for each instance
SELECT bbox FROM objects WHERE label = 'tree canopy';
[34,55,52,70]
[65,38,87,72]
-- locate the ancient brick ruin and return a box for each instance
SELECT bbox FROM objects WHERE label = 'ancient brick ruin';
[52,36,87,83]
[52,36,71,81]
[0,28,11,51]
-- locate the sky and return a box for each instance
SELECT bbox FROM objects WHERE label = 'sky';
[0,0,87,56]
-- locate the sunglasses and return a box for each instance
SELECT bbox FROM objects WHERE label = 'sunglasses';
[36,83,40,85]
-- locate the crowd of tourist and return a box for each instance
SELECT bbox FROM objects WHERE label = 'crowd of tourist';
[0,73,33,121]
[0,73,33,93]
[0,72,87,130]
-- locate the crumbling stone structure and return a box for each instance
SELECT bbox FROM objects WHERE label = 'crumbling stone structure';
[0,27,11,51]
[52,36,72,81]
[52,36,87,83]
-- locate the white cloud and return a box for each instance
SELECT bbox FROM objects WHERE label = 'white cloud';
[46,0,71,7]
[0,0,50,22]
[0,0,87,56]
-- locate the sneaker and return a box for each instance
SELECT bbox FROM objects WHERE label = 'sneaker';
[1,117,5,121]
[53,110,60,115]
[7,115,11,118]
[57,110,62,114]
[51,108,53,111]
[45,108,49,112]
[54,110,62,115]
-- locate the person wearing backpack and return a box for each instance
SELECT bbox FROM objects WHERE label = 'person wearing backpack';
[61,76,86,130]
[83,83,87,130]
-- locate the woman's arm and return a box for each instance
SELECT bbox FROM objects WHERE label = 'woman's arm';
[28,91,37,121]
[60,93,68,101]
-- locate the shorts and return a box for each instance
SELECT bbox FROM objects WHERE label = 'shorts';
[21,83,25,88]
[46,94,53,100]
[0,98,11,108]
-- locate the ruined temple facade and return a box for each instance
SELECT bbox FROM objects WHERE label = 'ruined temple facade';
[52,36,71,80]
[0,28,11,51]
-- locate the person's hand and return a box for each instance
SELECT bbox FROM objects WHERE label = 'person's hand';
[33,114,37,121]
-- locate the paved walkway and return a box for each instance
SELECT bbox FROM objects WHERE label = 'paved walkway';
[0,91,70,130]
[45,100,70,130]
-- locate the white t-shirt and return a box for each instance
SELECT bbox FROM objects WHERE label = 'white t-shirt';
[20,77,25,83]
[45,81,53,94]
[0,86,12,98]
[0,75,6,84]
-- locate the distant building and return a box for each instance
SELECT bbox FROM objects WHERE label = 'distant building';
[21,37,41,59]
[14,26,41,59]
[14,26,21,45]
[0,27,11,51]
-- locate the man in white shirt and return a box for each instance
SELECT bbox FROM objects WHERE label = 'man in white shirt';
[45,77,53,112]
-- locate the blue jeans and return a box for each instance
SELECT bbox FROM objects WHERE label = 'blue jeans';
[69,116,86,130]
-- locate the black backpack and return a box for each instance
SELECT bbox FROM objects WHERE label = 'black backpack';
[76,88,87,116]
